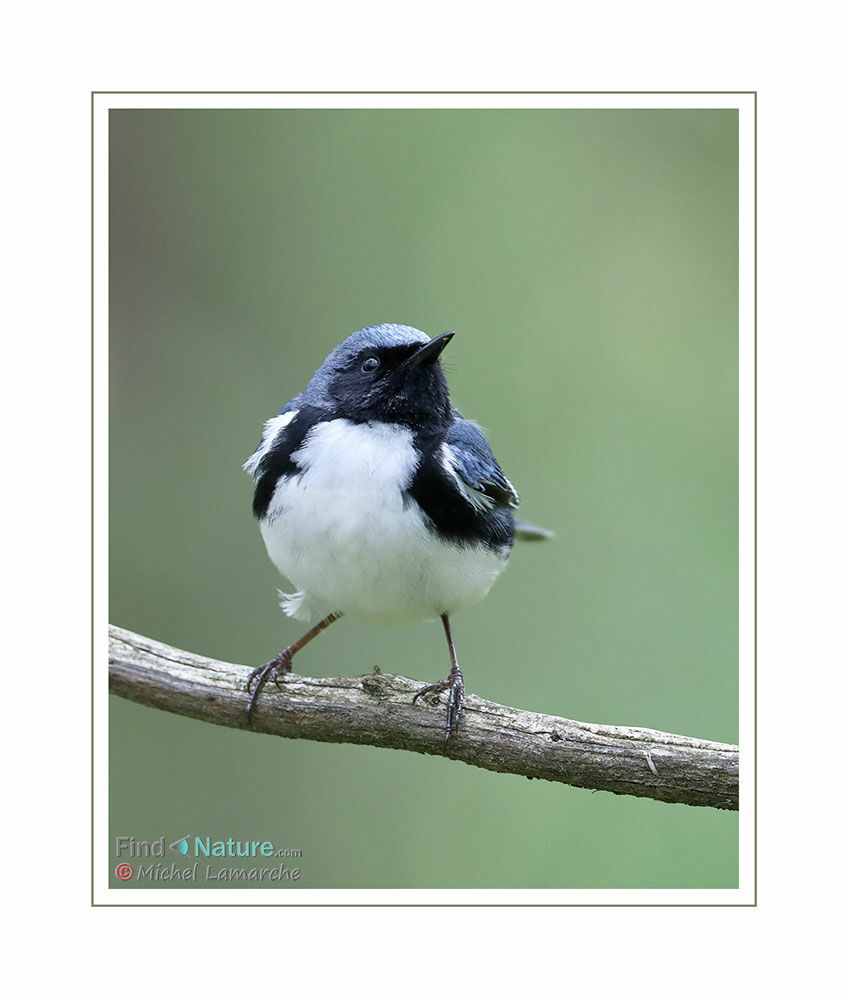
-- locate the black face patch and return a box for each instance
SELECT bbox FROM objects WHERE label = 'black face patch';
[327,344,453,428]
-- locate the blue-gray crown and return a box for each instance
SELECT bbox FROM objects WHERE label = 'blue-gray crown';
[302,323,431,406]
[325,323,430,363]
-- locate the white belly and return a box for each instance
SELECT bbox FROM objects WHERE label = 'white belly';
[259,419,509,621]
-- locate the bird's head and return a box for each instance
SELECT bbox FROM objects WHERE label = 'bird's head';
[303,323,455,427]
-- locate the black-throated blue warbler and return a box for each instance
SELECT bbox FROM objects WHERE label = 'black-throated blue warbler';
[243,323,549,738]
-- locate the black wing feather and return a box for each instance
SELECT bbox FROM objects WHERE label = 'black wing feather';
[444,418,520,509]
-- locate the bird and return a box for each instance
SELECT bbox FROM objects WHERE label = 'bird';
[243,323,549,739]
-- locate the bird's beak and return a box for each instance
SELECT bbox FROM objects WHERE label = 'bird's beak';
[408,331,455,367]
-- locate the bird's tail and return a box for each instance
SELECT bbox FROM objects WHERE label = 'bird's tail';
[513,519,555,541]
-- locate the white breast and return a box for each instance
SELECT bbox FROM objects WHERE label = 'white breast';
[258,419,509,622]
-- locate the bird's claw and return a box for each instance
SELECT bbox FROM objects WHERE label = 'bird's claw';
[413,673,464,740]
[247,664,284,693]
[246,654,292,723]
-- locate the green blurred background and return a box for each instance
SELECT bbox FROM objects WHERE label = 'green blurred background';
[109,108,738,890]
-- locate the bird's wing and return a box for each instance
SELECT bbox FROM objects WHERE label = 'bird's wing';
[276,395,302,419]
[443,418,520,509]
[243,394,303,479]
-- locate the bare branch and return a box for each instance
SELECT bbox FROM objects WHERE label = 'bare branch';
[108,625,738,810]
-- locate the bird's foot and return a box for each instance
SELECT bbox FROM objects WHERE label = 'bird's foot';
[413,670,464,740]
[246,650,293,723]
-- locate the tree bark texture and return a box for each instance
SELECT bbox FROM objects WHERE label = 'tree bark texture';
[108,625,738,810]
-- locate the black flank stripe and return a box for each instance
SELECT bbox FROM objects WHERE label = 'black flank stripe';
[252,407,326,520]
[407,444,515,551]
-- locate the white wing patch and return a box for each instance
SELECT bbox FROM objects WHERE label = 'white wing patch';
[440,443,497,512]
[243,409,299,478]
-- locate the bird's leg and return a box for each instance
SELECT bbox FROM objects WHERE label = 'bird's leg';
[246,611,343,724]
[412,613,465,740]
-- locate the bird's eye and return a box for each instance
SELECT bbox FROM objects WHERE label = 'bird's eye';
[361,356,380,372]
